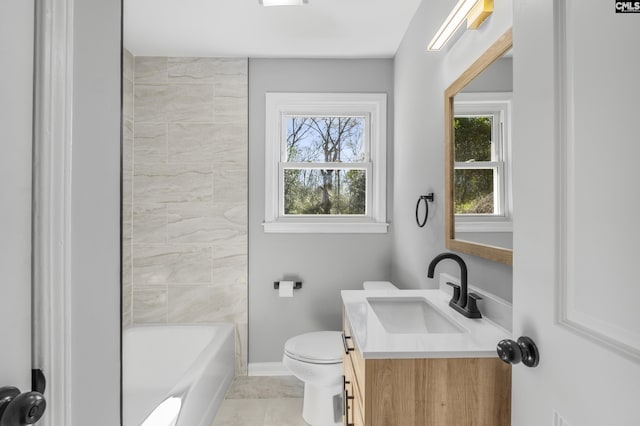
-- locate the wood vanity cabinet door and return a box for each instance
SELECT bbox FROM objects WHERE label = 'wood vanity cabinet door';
[343,358,365,426]
[343,311,365,426]
[366,358,511,426]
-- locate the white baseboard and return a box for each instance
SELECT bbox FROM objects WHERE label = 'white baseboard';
[248,362,292,376]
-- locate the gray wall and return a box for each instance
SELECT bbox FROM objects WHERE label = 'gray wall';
[248,59,394,364]
[72,0,121,422]
[391,0,513,299]
[463,57,513,93]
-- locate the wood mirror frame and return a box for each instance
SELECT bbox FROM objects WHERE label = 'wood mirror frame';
[444,29,513,265]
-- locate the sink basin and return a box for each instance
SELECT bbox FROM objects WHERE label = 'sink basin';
[367,297,465,334]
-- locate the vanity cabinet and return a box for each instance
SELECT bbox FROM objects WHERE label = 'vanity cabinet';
[342,309,512,426]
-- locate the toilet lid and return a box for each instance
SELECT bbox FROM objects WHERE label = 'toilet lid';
[284,331,343,364]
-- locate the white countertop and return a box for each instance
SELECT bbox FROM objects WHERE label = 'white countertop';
[341,289,511,359]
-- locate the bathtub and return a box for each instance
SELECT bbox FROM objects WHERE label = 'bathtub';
[123,324,235,426]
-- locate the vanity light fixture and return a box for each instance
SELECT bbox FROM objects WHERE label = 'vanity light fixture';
[260,0,308,6]
[467,0,494,29]
[427,0,494,51]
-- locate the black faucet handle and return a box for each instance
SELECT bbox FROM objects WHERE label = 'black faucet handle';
[466,292,483,318]
[445,282,461,304]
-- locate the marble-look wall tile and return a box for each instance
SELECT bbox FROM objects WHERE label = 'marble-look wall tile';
[123,119,134,206]
[122,273,132,327]
[132,244,213,285]
[167,283,246,323]
[134,56,167,84]
[167,203,245,243]
[216,202,247,230]
[235,322,248,375]
[167,204,228,243]
[123,77,134,122]
[212,233,247,260]
[123,202,133,243]
[166,85,214,122]
[134,123,167,164]
[122,287,132,327]
[168,57,218,83]
[211,231,247,296]
[212,123,248,169]
[132,285,168,323]
[167,285,215,323]
[134,163,213,204]
[134,85,169,122]
[135,84,215,124]
[127,55,248,372]
[213,253,247,288]
[123,173,132,211]
[214,74,248,98]
[132,204,167,243]
[208,58,248,76]
[122,49,134,329]
[122,203,133,328]
[214,96,247,123]
[214,168,247,203]
[123,119,134,172]
[123,49,134,83]
[168,123,216,163]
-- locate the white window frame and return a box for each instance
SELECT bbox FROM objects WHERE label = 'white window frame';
[263,93,388,233]
[454,92,512,233]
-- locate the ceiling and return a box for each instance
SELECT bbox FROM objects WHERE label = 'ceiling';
[124,0,423,58]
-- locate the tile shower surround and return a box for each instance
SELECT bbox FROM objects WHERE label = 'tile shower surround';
[122,52,248,374]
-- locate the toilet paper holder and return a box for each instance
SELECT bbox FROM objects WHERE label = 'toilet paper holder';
[273,281,303,290]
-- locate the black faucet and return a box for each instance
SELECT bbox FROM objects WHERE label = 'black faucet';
[427,252,482,319]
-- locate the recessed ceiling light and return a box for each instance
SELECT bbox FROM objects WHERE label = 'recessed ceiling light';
[260,0,308,6]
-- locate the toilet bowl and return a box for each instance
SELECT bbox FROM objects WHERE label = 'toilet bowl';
[282,331,343,426]
[283,281,397,425]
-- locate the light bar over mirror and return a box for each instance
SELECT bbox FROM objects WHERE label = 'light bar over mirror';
[427,0,494,51]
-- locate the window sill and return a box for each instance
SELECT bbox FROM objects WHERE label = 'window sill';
[262,221,389,234]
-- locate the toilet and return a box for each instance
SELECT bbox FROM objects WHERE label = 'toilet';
[283,281,397,426]
[283,331,344,425]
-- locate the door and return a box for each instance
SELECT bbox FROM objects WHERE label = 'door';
[0,0,35,393]
[512,1,640,425]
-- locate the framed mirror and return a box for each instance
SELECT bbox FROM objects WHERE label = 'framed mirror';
[444,29,513,265]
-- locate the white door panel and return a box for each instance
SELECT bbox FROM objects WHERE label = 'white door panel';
[512,1,640,425]
[0,0,34,392]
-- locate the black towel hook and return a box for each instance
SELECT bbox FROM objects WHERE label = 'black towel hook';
[416,193,434,227]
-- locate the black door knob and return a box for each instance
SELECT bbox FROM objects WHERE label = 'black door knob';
[497,336,540,368]
[0,387,21,421]
[0,391,46,426]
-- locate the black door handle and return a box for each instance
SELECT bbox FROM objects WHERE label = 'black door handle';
[0,391,46,426]
[0,370,47,425]
[497,336,540,368]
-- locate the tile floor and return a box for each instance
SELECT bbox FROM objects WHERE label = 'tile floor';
[212,376,309,426]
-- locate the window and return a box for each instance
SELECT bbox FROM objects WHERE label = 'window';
[264,93,387,233]
[454,92,512,232]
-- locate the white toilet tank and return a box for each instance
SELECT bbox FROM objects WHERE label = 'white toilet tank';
[362,281,398,290]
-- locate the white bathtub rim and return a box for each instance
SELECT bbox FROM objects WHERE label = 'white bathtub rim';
[126,323,235,426]
[171,324,234,426]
